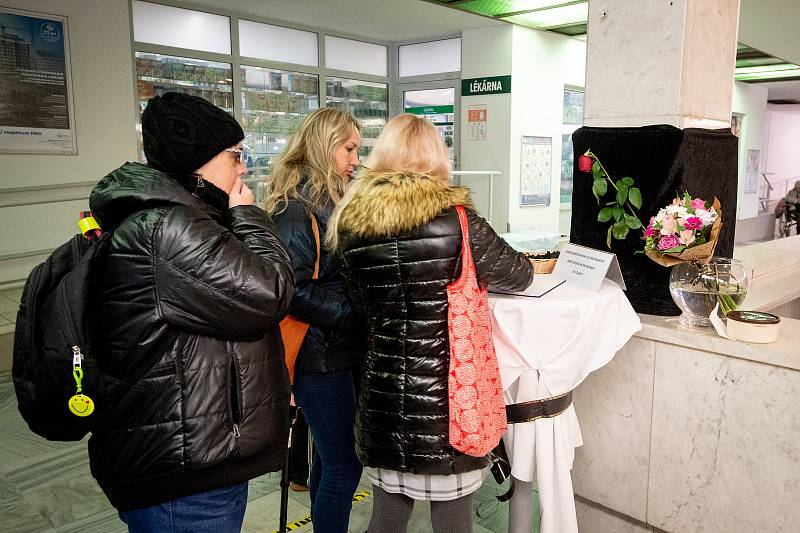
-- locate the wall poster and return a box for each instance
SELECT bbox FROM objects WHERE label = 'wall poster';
[520,136,551,206]
[730,114,742,138]
[745,149,759,195]
[0,8,77,154]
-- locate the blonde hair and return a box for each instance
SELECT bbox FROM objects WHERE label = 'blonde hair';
[365,114,451,180]
[326,114,452,250]
[263,107,360,214]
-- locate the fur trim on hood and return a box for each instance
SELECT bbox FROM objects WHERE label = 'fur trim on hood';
[332,170,474,243]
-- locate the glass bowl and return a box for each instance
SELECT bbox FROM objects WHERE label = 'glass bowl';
[668,257,748,329]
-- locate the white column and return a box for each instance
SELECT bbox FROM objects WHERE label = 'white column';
[584,0,740,128]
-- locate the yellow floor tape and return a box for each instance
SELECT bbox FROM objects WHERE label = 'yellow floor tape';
[270,490,371,533]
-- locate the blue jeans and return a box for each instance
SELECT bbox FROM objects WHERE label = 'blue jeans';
[118,482,248,532]
[293,369,363,533]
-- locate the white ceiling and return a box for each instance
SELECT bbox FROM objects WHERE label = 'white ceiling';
[174,0,504,43]
[739,0,800,67]
[172,0,798,98]
[758,80,800,102]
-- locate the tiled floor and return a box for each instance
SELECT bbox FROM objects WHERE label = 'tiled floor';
[0,369,539,532]
[0,287,21,335]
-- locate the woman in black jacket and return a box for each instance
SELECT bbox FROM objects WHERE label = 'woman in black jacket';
[264,108,365,533]
[327,114,533,533]
[88,93,294,531]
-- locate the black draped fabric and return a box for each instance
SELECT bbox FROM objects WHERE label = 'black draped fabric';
[570,125,738,315]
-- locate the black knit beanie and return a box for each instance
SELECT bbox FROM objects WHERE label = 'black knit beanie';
[142,92,244,174]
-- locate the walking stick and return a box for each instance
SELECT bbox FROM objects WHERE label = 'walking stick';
[279,404,299,533]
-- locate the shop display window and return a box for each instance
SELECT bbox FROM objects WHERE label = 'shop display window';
[240,65,320,180]
[135,52,233,162]
[325,77,388,158]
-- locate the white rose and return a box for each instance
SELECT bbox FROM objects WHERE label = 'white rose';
[697,207,718,225]
[666,204,688,217]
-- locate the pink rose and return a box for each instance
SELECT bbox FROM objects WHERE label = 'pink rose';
[682,216,703,230]
[690,198,706,210]
[644,224,656,238]
[660,214,677,236]
[678,229,696,246]
[657,234,681,250]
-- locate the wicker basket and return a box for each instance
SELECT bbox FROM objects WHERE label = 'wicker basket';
[529,258,557,274]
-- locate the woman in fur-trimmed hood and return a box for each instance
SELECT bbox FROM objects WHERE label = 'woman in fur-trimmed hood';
[327,114,533,533]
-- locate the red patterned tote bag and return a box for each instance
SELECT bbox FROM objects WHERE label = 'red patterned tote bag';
[447,205,507,457]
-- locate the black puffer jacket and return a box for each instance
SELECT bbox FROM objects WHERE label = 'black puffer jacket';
[87,162,294,511]
[334,171,533,475]
[272,196,364,374]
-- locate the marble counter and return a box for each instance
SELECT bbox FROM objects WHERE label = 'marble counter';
[734,235,800,315]
[636,313,800,371]
[571,314,800,532]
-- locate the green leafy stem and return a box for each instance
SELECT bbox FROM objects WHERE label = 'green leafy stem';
[691,266,742,317]
[584,150,644,248]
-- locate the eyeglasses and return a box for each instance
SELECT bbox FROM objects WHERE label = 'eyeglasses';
[224,147,246,164]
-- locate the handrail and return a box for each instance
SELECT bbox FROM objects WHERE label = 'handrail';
[452,170,501,225]
[452,171,502,175]
[243,171,502,225]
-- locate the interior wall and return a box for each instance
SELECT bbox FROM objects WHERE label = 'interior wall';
[458,25,513,232]
[508,26,585,233]
[731,81,768,220]
[0,0,136,284]
[764,104,800,199]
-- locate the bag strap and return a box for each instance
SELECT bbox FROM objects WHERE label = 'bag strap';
[454,205,474,281]
[309,213,320,280]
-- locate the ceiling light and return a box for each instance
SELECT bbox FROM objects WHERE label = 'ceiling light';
[501,2,588,29]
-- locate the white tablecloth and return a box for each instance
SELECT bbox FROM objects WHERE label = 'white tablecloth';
[489,276,641,533]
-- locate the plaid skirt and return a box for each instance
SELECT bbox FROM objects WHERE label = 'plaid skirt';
[366,466,488,501]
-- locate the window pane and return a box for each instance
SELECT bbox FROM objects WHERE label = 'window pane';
[240,65,319,185]
[403,88,456,169]
[134,52,233,162]
[563,89,584,124]
[399,38,461,77]
[560,88,584,204]
[132,1,231,54]
[239,20,318,66]
[324,36,387,77]
[326,77,387,158]
[561,133,574,205]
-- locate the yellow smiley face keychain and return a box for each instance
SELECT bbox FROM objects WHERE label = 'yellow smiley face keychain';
[68,365,95,417]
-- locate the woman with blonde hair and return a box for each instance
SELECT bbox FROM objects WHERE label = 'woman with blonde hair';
[266,107,364,533]
[327,114,533,532]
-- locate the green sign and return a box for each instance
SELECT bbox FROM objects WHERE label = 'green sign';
[461,75,511,96]
[405,105,454,115]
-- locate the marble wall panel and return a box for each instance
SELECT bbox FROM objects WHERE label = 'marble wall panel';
[648,344,800,532]
[572,337,656,523]
[575,497,653,533]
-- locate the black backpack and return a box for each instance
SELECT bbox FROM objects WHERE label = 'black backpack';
[12,226,121,441]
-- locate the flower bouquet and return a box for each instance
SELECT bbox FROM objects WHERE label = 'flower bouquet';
[643,193,722,267]
[642,193,746,323]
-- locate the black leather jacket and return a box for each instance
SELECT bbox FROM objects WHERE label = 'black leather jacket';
[88,162,294,511]
[335,171,533,475]
[272,196,365,375]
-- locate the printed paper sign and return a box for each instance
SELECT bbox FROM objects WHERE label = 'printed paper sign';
[551,243,625,292]
[467,104,487,141]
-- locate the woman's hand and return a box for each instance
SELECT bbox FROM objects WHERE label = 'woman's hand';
[229,177,254,208]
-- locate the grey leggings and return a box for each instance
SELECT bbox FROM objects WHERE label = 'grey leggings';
[367,485,475,533]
